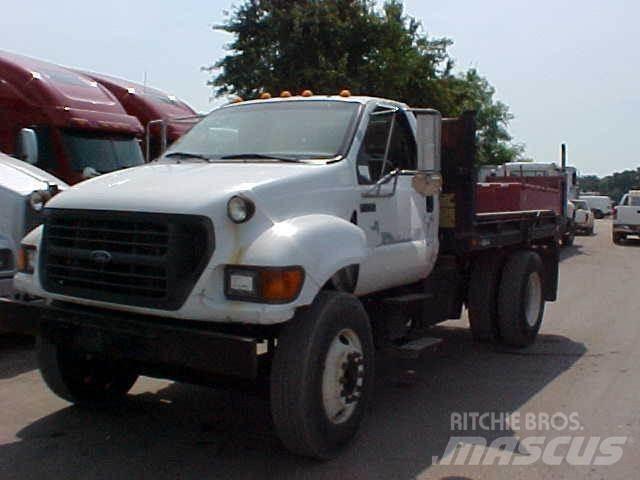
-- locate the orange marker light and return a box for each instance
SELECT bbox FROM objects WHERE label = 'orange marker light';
[301,90,313,97]
[280,90,292,98]
[339,89,351,97]
[260,268,304,303]
[232,97,244,103]
[259,92,272,99]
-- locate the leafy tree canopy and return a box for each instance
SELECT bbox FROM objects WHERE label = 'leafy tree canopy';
[206,0,524,164]
[580,168,640,203]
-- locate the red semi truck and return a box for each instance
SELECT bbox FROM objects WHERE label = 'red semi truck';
[0,50,144,185]
[78,71,199,160]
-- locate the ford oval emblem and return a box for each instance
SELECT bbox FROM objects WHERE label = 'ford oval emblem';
[90,250,112,265]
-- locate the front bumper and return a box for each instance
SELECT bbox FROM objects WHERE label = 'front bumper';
[38,301,260,380]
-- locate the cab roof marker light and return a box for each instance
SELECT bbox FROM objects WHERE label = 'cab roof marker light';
[301,90,313,97]
[339,89,351,97]
[280,91,292,98]
[259,92,272,99]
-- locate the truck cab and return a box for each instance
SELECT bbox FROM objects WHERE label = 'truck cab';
[14,94,560,459]
[0,50,144,185]
[79,71,199,160]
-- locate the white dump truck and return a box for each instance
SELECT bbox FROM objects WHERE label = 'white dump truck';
[13,94,560,458]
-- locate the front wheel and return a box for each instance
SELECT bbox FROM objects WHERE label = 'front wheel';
[497,251,545,348]
[270,291,374,459]
[37,335,138,405]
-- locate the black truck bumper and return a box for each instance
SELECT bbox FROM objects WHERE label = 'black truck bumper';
[18,300,259,381]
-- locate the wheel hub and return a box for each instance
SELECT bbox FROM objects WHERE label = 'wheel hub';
[340,352,364,403]
[322,328,365,424]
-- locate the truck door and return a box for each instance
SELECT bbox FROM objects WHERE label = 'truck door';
[355,107,437,294]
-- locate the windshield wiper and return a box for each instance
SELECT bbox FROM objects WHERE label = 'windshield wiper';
[219,153,304,163]
[164,152,212,162]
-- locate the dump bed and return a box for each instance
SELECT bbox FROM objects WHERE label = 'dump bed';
[439,113,560,254]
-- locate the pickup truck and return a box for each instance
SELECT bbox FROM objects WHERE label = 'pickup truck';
[571,199,595,235]
[13,94,560,459]
[613,191,640,244]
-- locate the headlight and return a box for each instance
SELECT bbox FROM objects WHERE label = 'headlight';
[225,266,304,303]
[227,195,255,223]
[16,245,37,274]
[29,191,46,212]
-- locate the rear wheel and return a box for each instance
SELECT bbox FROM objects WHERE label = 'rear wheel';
[593,209,604,219]
[613,232,625,244]
[468,253,502,343]
[270,291,374,459]
[497,251,545,348]
[37,335,138,405]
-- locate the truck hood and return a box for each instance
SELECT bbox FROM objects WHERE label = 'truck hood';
[46,161,323,214]
[0,154,68,195]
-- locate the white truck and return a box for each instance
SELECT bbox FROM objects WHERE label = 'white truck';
[13,95,560,459]
[0,153,67,331]
[570,199,595,235]
[612,191,640,244]
[580,195,614,219]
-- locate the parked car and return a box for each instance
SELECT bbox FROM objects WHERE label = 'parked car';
[612,191,640,244]
[571,199,594,235]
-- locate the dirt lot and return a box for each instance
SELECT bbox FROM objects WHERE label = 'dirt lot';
[1,219,638,479]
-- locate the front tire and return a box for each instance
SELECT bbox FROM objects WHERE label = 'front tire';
[37,335,138,405]
[270,291,374,459]
[613,232,625,245]
[497,251,545,348]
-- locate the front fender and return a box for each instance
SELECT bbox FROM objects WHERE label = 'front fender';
[240,214,368,304]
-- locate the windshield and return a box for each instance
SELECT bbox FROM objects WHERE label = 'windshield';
[63,131,144,173]
[164,100,360,161]
[630,196,640,206]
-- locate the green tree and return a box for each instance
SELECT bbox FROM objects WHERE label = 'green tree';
[207,0,523,165]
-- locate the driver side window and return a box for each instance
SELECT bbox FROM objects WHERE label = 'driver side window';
[356,108,417,185]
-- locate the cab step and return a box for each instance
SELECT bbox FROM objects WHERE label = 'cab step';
[381,292,434,306]
[391,336,443,359]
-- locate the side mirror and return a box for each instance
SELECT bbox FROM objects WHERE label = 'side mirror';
[18,128,39,165]
[412,172,442,197]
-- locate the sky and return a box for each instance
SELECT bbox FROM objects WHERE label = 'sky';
[1,0,638,176]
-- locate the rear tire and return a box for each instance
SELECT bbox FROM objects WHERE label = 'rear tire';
[593,209,604,219]
[270,291,374,459]
[612,232,625,244]
[37,335,138,405]
[497,251,545,348]
[468,254,502,343]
